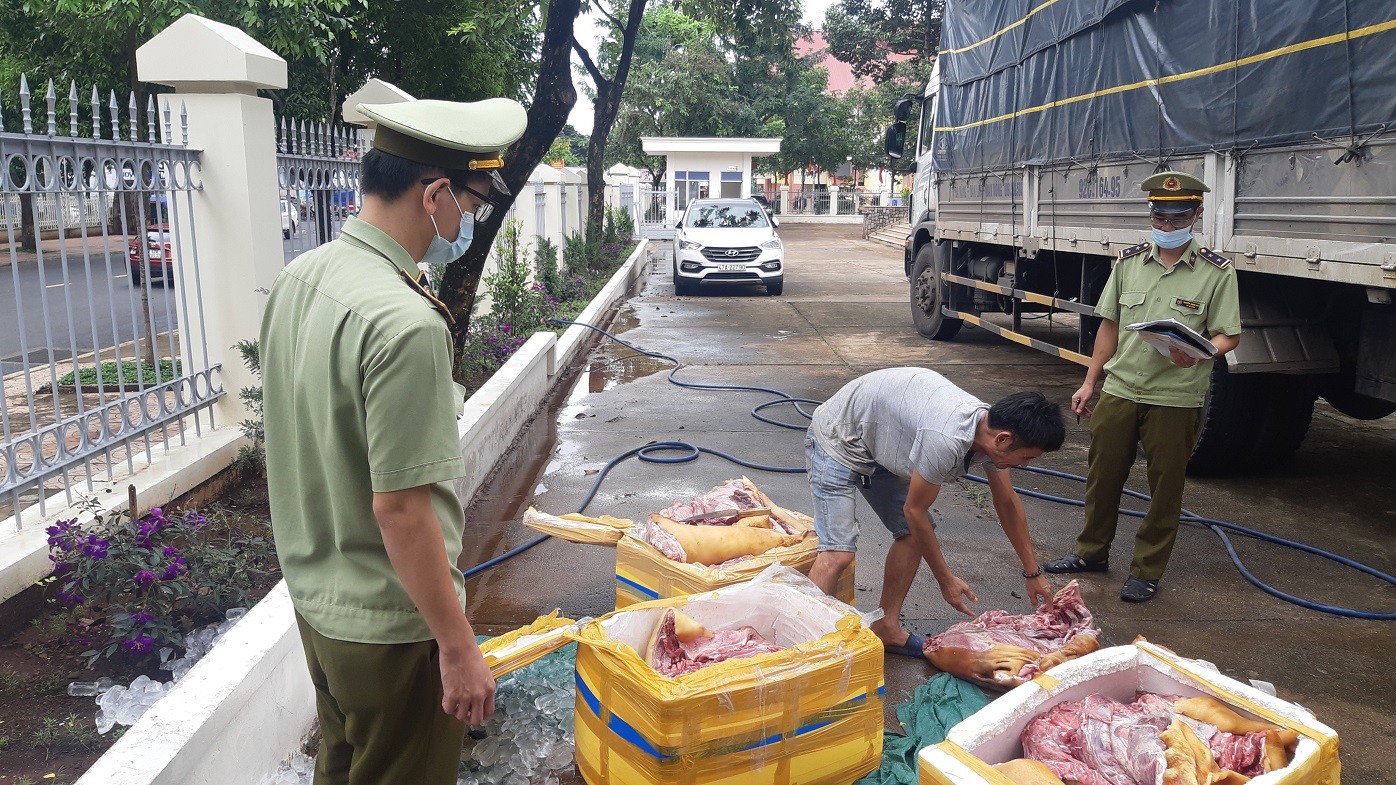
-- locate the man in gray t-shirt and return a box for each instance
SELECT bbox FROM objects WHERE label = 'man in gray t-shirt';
[806,368,1065,658]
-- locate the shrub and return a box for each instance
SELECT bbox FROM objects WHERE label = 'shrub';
[534,237,561,297]
[46,503,275,665]
[231,340,264,477]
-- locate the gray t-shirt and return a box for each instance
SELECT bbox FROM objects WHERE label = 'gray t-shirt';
[810,368,1000,484]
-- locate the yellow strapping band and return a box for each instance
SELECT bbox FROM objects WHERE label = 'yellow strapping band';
[1136,643,1330,744]
[936,740,1019,785]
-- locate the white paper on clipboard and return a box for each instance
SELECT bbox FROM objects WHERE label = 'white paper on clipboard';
[1126,318,1217,360]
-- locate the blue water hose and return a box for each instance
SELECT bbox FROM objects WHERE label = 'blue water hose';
[464,319,1396,620]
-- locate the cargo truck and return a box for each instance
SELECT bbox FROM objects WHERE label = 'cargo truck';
[884,0,1396,473]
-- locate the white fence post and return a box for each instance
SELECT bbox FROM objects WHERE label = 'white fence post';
[137,15,287,425]
[779,185,791,214]
[829,185,841,216]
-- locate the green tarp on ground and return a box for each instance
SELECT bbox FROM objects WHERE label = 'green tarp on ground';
[855,673,992,785]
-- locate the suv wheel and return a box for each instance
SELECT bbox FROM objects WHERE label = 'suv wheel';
[766,278,783,296]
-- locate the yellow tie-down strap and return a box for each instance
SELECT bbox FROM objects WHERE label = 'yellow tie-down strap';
[923,740,1018,785]
[480,612,578,679]
[1136,641,1341,782]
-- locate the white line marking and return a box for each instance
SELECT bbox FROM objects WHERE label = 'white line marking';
[45,282,65,289]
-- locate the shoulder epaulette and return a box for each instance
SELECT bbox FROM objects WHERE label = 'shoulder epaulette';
[1118,242,1150,260]
[1198,247,1231,269]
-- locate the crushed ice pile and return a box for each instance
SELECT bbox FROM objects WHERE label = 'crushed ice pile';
[458,643,578,785]
[67,607,247,734]
[263,638,580,785]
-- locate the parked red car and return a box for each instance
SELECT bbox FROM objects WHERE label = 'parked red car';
[127,196,173,286]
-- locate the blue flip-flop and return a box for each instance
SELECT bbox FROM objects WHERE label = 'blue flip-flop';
[883,632,928,659]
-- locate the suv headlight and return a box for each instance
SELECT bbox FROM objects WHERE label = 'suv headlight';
[759,237,782,250]
[678,239,703,250]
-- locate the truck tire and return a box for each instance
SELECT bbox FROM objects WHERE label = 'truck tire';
[1244,377,1319,468]
[911,243,962,341]
[1189,366,1318,474]
[1188,363,1265,475]
[1321,386,1396,420]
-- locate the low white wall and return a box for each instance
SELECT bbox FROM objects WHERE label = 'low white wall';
[776,214,864,225]
[75,238,650,785]
[0,427,246,604]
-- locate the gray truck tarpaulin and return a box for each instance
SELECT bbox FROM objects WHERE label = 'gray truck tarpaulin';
[933,0,1396,173]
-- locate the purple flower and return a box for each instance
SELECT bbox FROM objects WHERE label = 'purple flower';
[134,569,158,588]
[58,582,84,605]
[130,610,155,626]
[161,560,185,580]
[53,561,70,576]
[81,534,110,560]
[162,546,180,558]
[121,633,154,654]
[185,512,208,527]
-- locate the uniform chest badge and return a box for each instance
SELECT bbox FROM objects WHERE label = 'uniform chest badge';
[1174,297,1202,311]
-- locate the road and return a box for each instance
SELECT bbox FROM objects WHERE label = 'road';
[1,228,321,377]
[462,224,1396,780]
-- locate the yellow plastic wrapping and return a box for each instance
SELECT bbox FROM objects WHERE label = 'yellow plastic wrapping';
[522,479,857,608]
[613,531,855,608]
[572,568,885,785]
[917,640,1341,785]
[478,611,577,679]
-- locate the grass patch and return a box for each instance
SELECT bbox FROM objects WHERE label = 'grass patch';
[42,360,181,392]
[30,713,98,759]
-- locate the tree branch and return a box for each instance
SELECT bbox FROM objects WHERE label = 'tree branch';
[592,0,622,30]
[572,37,607,88]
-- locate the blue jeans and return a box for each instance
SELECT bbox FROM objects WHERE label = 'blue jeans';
[805,429,912,552]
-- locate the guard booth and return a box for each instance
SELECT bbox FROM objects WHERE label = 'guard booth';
[637,136,782,238]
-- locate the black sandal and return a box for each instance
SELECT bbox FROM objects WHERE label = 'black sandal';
[1120,576,1160,603]
[1042,554,1109,574]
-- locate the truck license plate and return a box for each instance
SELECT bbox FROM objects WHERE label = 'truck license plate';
[718,263,746,271]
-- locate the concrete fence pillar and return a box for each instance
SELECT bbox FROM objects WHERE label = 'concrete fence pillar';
[136,14,287,425]
[779,185,791,214]
[829,186,841,216]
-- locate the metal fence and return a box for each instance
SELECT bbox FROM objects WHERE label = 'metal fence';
[637,188,677,239]
[1,76,219,525]
[275,118,365,261]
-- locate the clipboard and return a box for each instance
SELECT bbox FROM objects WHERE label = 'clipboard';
[1126,318,1217,360]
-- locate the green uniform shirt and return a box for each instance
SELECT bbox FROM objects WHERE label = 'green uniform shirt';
[1096,239,1242,408]
[260,217,468,644]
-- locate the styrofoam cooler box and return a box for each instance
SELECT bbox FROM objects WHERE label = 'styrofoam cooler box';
[918,641,1340,785]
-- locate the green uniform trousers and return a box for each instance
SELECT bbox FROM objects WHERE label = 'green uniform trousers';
[294,612,465,785]
[1076,392,1201,581]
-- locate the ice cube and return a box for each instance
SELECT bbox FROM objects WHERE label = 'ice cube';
[226,607,248,621]
[544,743,574,770]
[95,709,114,734]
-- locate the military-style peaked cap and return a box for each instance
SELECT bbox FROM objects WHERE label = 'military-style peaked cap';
[359,98,527,172]
[1140,171,1209,213]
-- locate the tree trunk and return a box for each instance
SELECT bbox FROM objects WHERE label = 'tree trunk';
[581,0,649,241]
[17,192,37,251]
[437,0,583,383]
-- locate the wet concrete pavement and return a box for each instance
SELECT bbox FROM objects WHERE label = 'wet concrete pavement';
[461,224,1396,780]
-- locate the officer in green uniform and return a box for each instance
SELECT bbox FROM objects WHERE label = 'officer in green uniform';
[1042,172,1241,602]
[259,97,526,784]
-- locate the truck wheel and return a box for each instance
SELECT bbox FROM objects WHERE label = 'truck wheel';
[910,243,962,340]
[1245,377,1319,468]
[1189,363,1265,475]
[1321,386,1396,420]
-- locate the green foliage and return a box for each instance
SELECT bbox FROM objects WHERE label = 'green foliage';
[46,502,275,666]
[823,0,943,82]
[46,360,181,391]
[232,340,265,477]
[0,664,63,697]
[30,713,98,759]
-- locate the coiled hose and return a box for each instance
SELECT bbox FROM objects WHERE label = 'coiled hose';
[464,319,1396,621]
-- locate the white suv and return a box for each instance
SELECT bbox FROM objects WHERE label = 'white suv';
[672,198,784,296]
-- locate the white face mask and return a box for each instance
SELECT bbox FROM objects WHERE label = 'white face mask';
[421,190,474,265]
[1150,226,1193,249]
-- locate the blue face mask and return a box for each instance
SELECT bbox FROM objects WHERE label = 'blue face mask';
[1151,226,1193,249]
[421,191,475,265]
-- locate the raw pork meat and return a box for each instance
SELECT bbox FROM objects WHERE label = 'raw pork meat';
[1022,693,1275,784]
[924,581,1101,687]
[648,609,782,677]
[660,479,761,521]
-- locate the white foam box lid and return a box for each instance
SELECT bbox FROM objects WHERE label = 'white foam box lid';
[918,642,1338,784]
